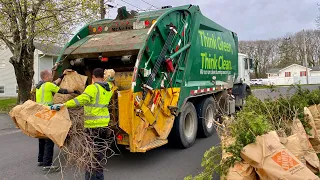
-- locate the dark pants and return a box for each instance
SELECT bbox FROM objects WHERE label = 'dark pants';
[38,138,54,166]
[85,128,109,180]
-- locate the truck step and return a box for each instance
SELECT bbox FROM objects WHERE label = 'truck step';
[176,79,182,83]
[139,139,168,152]
[178,67,185,71]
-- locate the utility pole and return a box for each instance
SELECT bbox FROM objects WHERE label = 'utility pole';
[100,0,106,19]
[303,29,309,84]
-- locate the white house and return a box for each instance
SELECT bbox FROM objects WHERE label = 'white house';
[265,64,320,85]
[266,64,312,78]
[0,42,62,97]
[310,66,320,77]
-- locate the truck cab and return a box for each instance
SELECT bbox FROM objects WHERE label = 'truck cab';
[232,53,253,109]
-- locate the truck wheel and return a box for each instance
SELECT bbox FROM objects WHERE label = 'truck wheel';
[170,102,198,148]
[196,97,216,138]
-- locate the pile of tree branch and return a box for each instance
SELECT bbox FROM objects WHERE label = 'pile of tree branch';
[186,85,320,180]
[57,108,118,176]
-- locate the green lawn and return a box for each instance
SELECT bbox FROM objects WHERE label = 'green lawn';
[0,98,17,113]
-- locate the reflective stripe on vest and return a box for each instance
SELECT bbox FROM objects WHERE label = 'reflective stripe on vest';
[39,83,52,106]
[74,99,80,106]
[84,115,110,119]
[86,84,108,108]
[84,83,111,128]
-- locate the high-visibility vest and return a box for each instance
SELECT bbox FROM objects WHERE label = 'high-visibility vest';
[65,82,113,128]
[36,82,60,105]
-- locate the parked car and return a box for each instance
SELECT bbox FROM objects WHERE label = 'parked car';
[250,79,263,86]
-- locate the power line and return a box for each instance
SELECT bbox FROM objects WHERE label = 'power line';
[140,0,158,9]
[105,0,136,12]
[118,0,144,11]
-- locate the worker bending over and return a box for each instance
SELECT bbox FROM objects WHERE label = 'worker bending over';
[51,68,113,180]
[36,70,80,171]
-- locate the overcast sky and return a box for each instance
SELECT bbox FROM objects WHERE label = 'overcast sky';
[107,0,319,41]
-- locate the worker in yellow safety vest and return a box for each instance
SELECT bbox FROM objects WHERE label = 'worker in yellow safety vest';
[51,68,113,180]
[36,70,80,171]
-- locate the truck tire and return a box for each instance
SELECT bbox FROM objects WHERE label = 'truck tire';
[170,102,198,148]
[196,97,216,138]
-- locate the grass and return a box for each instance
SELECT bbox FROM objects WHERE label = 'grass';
[0,98,17,113]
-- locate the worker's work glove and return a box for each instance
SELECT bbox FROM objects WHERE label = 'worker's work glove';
[50,104,64,111]
[73,90,81,95]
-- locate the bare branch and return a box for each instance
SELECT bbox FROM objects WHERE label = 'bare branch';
[35,15,57,22]
[27,0,45,49]
[0,30,15,53]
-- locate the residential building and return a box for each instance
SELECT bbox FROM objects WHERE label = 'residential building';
[265,64,320,85]
[310,66,320,76]
[266,64,311,78]
[0,42,62,97]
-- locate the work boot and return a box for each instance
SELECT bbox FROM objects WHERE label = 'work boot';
[42,165,60,172]
[37,162,43,166]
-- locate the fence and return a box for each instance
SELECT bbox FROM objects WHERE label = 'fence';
[264,76,320,86]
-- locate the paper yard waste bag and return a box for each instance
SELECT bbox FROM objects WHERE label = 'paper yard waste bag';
[240,131,319,180]
[9,100,71,147]
[220,161,258,180]
[306,105,320,152]
[304,107,318,138]
[9,101,47,139]
[220,136,257,180]
[104,69,115,82]
[282,134,306,165]
[291,118,320,172]
[53,70,87,104]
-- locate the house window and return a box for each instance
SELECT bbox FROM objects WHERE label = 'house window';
[300,71,307,77]
[285,72,291,77]
[16,85,19,94]
[0,85,4,94]
[0,59,5,69]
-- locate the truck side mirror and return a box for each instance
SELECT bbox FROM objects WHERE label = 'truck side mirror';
[249,59,254,70]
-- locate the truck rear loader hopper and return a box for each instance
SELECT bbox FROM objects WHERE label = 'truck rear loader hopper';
[53,5,250,152]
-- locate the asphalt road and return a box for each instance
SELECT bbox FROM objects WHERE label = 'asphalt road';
[252,84,320,101]
[0,120,220,180]
[1,84,319,180]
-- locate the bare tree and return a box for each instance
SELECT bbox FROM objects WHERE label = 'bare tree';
[239,29,320,78]
[0,0,100,103]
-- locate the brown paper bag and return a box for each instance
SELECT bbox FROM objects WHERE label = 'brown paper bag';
[282,134,307,165]
[53,70,87,104]
[304,107,318,138]
[9,101,47,138]
[9,100,71,147]
[291,118,320,172]
[307,105,320,153]
[292,117,320,151]
[104,69,115,82]
[240,131,319,180]
[283,133,320,173]
[221,136,257,180]
[221,162,257,180]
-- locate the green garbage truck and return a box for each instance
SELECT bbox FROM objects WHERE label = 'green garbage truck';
[53,5,253,152]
